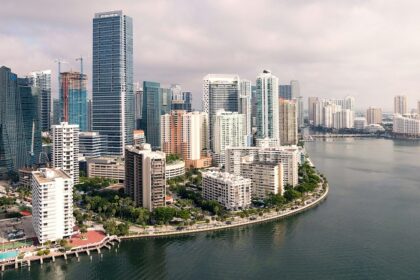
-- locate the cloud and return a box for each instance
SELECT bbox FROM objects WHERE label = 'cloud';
[1,0,420,111]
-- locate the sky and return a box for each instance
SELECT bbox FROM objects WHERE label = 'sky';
[1,0,420,111]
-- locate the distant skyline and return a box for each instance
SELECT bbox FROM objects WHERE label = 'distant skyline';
[1,0,420,111]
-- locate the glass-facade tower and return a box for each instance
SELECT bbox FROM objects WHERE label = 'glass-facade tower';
[92,10,134,156]
[141,81,171,149]
[59,72,88,131]
[27,70,51,132]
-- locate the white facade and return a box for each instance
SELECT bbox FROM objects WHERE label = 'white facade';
[393,114,420,135]
[313,96,356,129]
[202,171,251,210]
[87,157,125,181]
[52,122,79,184]
[239,79,252,145]
[165,160,186,179]
[182,111,208,160]
[225,146,299,187]
[32,168,74,244]
[354,117,367,130]
[333,109,354,129]
[213,110,245,166]
[202,74,240,114]
[256,70,279,141]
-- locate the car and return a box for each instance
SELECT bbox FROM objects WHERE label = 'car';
[249,217,257,221]
[225,221,232,225]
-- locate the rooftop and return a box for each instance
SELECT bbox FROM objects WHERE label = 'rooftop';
[32,168,70,184]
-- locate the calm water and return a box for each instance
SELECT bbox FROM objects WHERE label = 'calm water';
[3,139,420,280]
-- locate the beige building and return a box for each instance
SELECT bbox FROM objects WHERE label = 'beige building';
[366,107,382,125]
[279,99,298,145]
[125,144,166,211]
[394,95,408,115]
[87,157,125,182]
[241,159,284,199]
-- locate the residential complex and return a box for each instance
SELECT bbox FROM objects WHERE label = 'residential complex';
[31,168,74,244]
[394,95,408,115]
[165,160,186,180]
[393,114,420,136]
[125,144,166,211]
[256,70,279,141]
[279,99,298,145]
[202,171,252,210]
[51,122,80,184]
[366,107,382,125]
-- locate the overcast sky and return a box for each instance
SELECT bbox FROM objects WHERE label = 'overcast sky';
[1,0,420,111]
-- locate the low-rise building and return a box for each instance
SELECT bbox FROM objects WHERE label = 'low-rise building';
[393,114,420,136]
[31,168,74,244]
[202,171,251,210]
[165,160,185,179]
[87,157,125,182]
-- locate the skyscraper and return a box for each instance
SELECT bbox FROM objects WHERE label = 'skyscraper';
[213,110,245,166]
[60,72,88,131]
[27,70,51,132]
[52,122,79,184]
[279,99,298,145]
[141,81,171,149]
[134,85,143,129]
[0,67,28,178]
[366,107,382,125]
[296,96,304,128]
[256,70,279,141]
[279,85,292,100]
[92,11,134,156]
[308,97,319,125]
[239,79,252,145]
[394,95,408,115]
[290,80,300,99]
[17,78,42,166]
[125,144,166,210]
[203,74,240,151]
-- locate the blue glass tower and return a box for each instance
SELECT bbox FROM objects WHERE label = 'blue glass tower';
[60,72,88,131]
[141,81,171,149]
[0,67,29,178]
[92,10,134,155]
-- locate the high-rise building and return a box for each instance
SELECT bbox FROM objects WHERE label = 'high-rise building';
[87,99,93,131]
[125,144,166,211]
[59,72,88,131]
[79,131,106,158]
[239,79,252,145]
[27,70,51,132]
[333,109,354,129]
[17,78,42,166]
[31,168,74,244]
[141,81,171,149]
[134,85,143,129]
[213,110,245,166]
[417,100,420,115]
[52,98,60,125]
[202,171,252,210]
[0,67,28,178]
[241,160,284,199]
[308,97,319,125]
[251,85,257,129]
[279,85,292,100]
[394,95,408,115]
[290,80,300,99]
[312,96,356,128]
[296,96,304,128]
[92,11,134,156]
[161,110,185,156]
[279,99,298,145]
[203,74,240,150]
[256,70,279,141]
[52,122,79,184]
[366,107,382,125]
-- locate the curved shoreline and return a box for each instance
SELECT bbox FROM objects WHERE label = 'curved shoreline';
[121,185,329,240]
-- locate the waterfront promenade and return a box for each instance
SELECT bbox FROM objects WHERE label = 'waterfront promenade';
[122,184,329,240]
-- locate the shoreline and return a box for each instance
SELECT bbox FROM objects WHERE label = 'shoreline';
[120,185,329,240]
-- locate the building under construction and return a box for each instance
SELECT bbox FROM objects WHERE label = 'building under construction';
[59,71,88,131]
